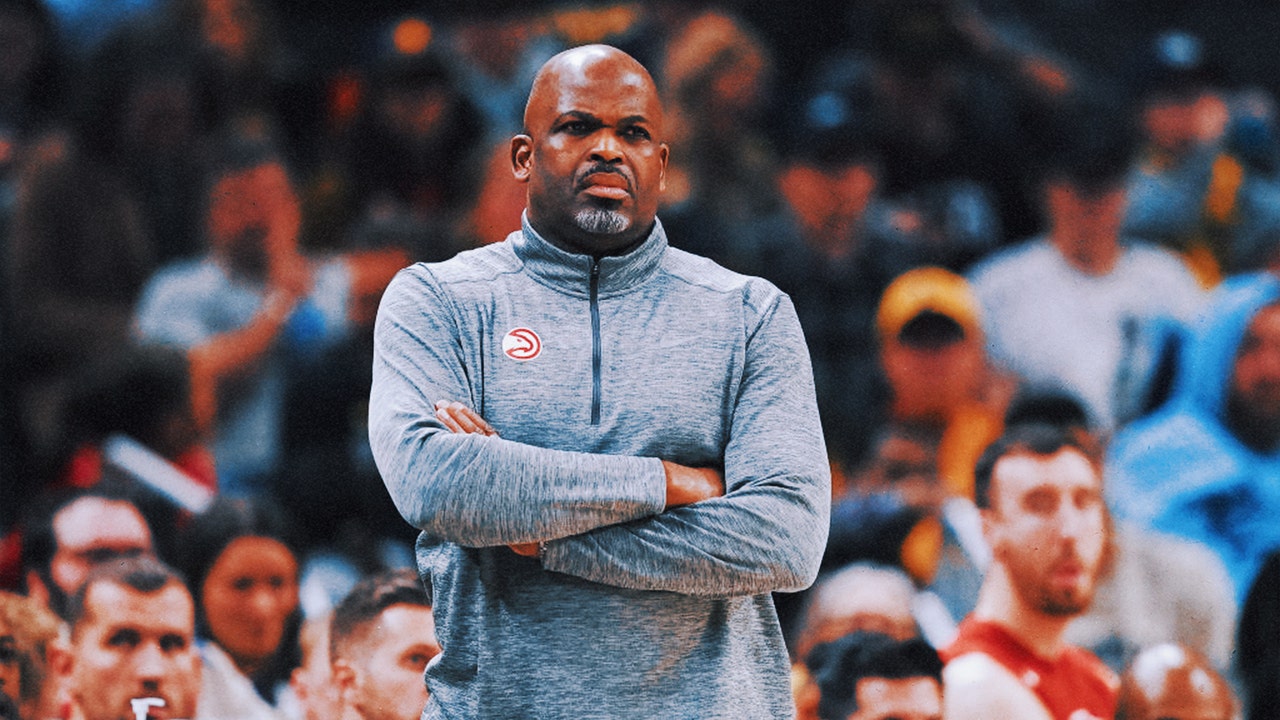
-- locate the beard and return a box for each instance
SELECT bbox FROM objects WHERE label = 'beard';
[574,208,631,235]
[1006,552,1096,618]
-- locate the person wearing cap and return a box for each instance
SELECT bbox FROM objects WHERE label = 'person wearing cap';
[823,269,1012,615]
[1124,31,1280,284]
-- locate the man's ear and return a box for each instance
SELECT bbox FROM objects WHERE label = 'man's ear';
[511,135,533,183]
[331,658,358,704]
[658,142,670,192]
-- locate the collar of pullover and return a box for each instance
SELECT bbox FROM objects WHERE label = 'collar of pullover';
[513,213,668,297]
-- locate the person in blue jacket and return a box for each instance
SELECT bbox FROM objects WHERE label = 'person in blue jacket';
[1108,271,1280,603]
[367,44,831,719]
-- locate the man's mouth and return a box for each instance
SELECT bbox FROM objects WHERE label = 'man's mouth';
[579,171,631,201]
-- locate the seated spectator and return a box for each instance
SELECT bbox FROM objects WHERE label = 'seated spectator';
[968,98,1204,431]
[330,568,437,720]
[941,423,1118,720]
[1124,31,1280,285]
[1116,643,1236,720]
[805,631,943,720]
[176,496,300,718]
[1108,272,1280,603]
[52,556,201,720]
[791,564,922,720]
[18,488,153,619]
[0,591,60,720]
[133,135,405,495]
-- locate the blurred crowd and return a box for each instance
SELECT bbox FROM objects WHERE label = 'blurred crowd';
[4,0,1280,717]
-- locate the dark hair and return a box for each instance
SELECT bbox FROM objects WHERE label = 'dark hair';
[973,422,1102,510]
[66,556,188,633]
[19,487,150,618]
[174,496,296,615]
[806,631,942,720]
[1002,385,1092,432]
[1037,95,1138,197]
[330,567,431,660]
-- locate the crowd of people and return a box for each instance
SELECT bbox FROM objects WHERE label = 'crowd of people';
[3,0,1280,717]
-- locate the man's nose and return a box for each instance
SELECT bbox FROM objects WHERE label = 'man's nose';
[133,642,168,680]
[590,132,623,163]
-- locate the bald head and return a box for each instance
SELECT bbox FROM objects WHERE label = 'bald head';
[1117,644,1235,720]
[512,44,669,255]
[523,45,662,131]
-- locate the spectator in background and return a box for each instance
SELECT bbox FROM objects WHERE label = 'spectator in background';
[790,564,922,720]
[133,136,404,495]
[1124,31,1280,286]
[52,556,201,720]
[329,568,437,720]
[19,489,154,619]
[4,143,155,486]
[340,43,487,264]
[742,102,927,469]
[0,591,61,720]
[658,9,780,270]
[969,98,1203,432]
[941,423,1118,720]
[176,497,300,718]
[805,631,943,720]
[0,0,63,230]
[1108,272,1280,603]
[1116,643,1236,720]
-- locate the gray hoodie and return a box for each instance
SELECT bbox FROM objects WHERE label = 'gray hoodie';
[369,216,830,719]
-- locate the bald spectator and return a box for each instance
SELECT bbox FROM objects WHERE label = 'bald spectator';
[329,568,437,720]
[1116,643,1236,720]
[20,489,153,619]
[52,556,200,720]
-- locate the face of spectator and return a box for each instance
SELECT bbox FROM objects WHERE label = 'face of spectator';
[200,536,298,673]
[49,499,153,600]
[207,160,298,281]
[1143,94,1206,157]
[68,580,199,720]
[777,161,878,245]
[983,448,1107,617]
[1229,304,1280,447]
[514,45,669,256]
[1046,180,1128,275]
[846,676,942,720]
[880,318,983,421]
[338,604,439,720]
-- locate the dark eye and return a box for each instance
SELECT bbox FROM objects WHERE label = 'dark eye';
[561,120,589,135]
[160,634,188,653]
[623,125,651,140]
[107,629,141,648]
[232,577,254,592]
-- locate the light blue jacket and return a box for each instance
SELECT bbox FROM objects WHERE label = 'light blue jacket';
[1108,272,1280,603]
[369,217,830,719]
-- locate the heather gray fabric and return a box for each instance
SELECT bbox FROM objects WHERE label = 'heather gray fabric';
[369,216,830,719]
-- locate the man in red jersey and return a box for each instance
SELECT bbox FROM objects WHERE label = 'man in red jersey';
[941,422,1117,720]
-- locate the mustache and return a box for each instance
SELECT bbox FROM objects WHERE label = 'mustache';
[574,163,634,193]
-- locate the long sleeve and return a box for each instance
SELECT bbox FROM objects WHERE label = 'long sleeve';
[540,293,831,597]
[369,266,668,547]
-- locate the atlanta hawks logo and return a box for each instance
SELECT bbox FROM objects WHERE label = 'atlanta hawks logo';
[502,327,542,361]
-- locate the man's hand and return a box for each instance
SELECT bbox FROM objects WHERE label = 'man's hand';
[434,400,535,556]
[661,461,725,510]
